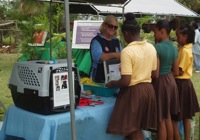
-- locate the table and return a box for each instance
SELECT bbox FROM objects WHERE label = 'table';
[0,97,123,140]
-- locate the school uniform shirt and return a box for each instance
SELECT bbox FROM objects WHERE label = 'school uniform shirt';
[176,43,193,79]
[154,40,178,76]
[121,40,157,86]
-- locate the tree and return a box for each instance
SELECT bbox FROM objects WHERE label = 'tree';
[0,6,6,21]
[177,0,200,14]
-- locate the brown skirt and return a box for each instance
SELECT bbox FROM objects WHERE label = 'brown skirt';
[153,73,180,122]
[106,83,157,136]
[172,79,200,121]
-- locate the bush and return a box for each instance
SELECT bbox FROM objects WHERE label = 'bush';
[2,35,15,45]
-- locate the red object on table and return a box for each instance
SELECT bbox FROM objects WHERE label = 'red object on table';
[78,97,103,106]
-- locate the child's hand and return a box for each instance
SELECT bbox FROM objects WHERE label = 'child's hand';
[105,81,115,88]
[179,67,184,76]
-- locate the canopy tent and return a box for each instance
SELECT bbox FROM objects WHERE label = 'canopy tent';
[64,1,200,139]
[93,0,200,17]
[40,0,200,19]
[70,0,200,75]
[41,0,127,4]
[40,0,99,14]
[69,0,127,5]
[64,1,128,140]
[34,1,200,140]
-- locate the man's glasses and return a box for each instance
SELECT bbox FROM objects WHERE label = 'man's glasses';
[105,23,118,30]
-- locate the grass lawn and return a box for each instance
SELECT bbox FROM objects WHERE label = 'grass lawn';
[0,53,200,139]
[0,53,21,118]
[190,72,200,140]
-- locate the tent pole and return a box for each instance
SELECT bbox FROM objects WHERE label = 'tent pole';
[64,0,77,140]
[122,6,125,21]
[49,0,52,60]
[97,12,99,20]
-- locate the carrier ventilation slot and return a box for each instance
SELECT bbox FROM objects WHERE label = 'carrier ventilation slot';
[17,66,41,87]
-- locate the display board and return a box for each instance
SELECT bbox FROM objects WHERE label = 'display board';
[53,71,75,108]
[103,59,121,83]
[72,20,103,49]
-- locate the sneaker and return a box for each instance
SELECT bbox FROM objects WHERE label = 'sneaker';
[195,70,200,73]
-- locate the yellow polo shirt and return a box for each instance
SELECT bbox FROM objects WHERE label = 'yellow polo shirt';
[121,40,157,86]
[176,43,193,79]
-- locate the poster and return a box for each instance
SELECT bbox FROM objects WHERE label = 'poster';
[52,72,74,107]
[103,59,121,82]
[72,20,103,49]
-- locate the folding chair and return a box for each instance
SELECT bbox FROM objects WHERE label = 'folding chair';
[28,30,48,47]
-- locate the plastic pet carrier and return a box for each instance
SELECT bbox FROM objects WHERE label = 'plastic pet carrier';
[9,59,81,115]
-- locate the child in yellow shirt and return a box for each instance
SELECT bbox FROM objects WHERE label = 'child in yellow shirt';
[173,24,200,140]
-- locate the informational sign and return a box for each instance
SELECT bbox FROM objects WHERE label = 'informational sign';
[72,20,103,49]
[52,71,75,107]
[103,59,121,83]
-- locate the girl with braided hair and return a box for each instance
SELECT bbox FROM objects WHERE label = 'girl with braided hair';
[173,24,200,140]
[153,19,180,140]
[106,13,158,140]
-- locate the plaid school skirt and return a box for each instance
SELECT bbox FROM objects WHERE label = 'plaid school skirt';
[106,82,157,136]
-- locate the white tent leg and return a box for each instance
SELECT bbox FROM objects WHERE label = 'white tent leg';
[64,0,77,140]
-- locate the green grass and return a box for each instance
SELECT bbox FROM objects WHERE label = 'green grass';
[191,72,200,140]
[0,53,200,139]
[0,53,21,120]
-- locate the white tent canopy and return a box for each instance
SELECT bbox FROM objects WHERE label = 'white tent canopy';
[72,0,127,4]
[37,1,199,140]
[40,0,199,17]
[94,0,199,17]
[41,0,127,5]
